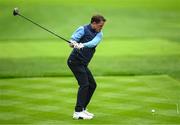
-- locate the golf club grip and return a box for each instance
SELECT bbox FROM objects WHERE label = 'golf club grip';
[18,14,70,43]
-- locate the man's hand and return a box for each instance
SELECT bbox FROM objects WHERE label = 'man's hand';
[74,43,84,49]
[69,40,78,48]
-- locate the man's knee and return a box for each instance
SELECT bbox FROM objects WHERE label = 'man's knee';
[79,83,89,89]
[90,82,97,89]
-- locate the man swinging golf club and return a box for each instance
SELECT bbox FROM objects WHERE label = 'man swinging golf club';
[13,8,105,119]
[67,15,106,120]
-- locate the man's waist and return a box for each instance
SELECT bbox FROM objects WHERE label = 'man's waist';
[70,48,95,64]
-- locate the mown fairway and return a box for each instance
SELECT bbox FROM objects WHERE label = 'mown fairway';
[0,0,180,124]
[1,76,180,124]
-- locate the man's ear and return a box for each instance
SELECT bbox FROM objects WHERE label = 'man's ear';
[92,22,96,25]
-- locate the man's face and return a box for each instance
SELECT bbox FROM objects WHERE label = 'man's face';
[92,21,105,32]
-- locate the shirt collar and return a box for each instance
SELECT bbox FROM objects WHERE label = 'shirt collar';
[88,24,97,33]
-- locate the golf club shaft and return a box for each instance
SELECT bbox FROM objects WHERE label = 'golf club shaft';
[18,13,70,43]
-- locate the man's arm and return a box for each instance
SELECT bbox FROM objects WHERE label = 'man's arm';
[71,26,84,42]
[83,32,103,48]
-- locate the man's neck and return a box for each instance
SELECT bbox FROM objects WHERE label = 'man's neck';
[90,24,97,32]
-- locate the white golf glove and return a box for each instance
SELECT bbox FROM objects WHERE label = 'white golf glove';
[69,40,78,48]
[74,43,84,49]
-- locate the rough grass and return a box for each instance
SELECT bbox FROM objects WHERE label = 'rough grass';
[0,39,179,78]
[0,0,180,40]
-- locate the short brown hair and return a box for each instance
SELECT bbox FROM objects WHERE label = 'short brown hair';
[91,15,106,24]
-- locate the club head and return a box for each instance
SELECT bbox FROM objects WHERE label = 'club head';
[13,8,19,16]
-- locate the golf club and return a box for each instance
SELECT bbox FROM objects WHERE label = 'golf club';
[13,8,70,43]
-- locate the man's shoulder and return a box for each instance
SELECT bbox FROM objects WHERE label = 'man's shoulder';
[76,26,84,30]
[98,31,103,37]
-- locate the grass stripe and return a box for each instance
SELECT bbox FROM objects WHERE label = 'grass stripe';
[1,76,180,124]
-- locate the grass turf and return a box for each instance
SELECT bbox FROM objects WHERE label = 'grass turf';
[0,0,180,78]
[0,0,180,124]
[0,75,180,124]
[1,0,180,40]
[0,0,180,79]
[0,39,179,78]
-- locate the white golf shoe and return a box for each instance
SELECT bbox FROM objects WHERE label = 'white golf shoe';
[73,111,93,120]
[83,109,94,117]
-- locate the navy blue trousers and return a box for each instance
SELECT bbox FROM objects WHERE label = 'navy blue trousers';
[67,57,97,112]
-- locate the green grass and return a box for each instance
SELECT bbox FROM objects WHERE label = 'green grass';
[0,75,180,124]
[0,0,180,79]
[0,0,180,124]
[1,0,180,40]
[0,39,179,78]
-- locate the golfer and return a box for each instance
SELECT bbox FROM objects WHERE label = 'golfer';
[67,15,106,120]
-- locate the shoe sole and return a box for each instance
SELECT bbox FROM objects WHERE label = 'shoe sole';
[73,116,93,120]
